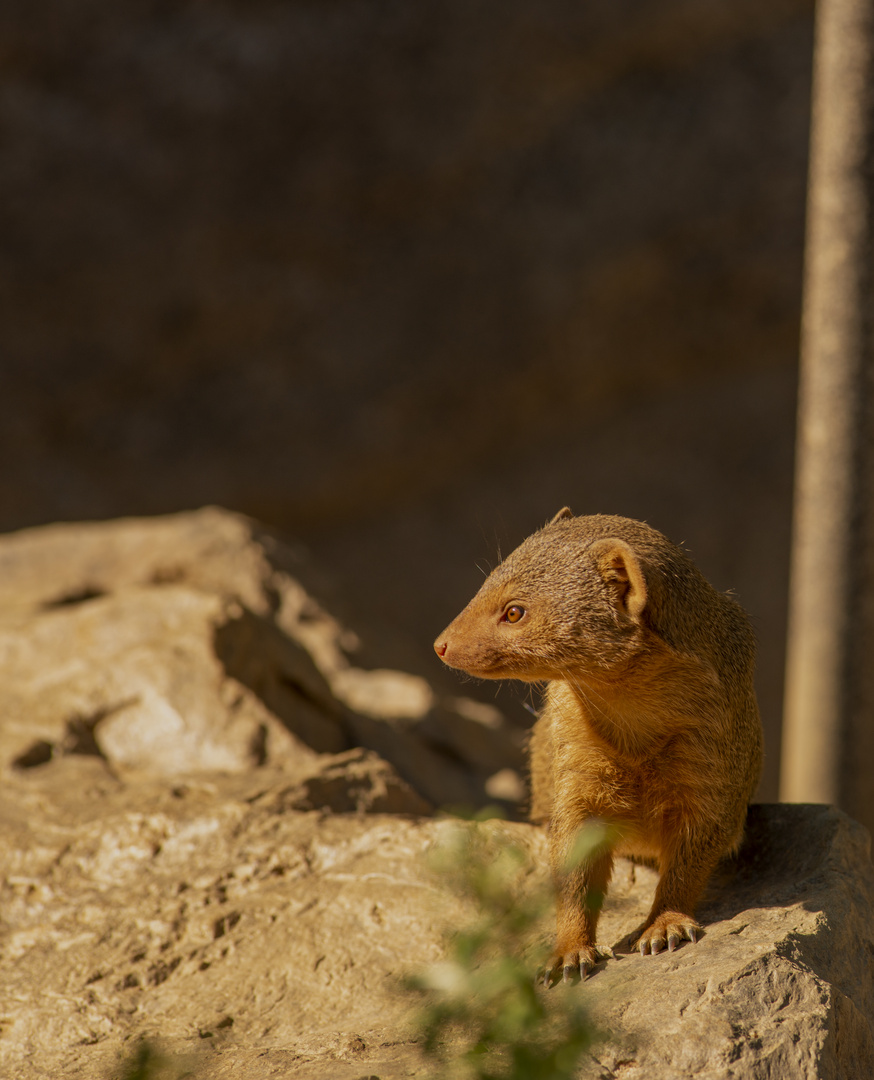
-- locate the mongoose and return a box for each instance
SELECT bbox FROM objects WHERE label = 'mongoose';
[434,509,763,984]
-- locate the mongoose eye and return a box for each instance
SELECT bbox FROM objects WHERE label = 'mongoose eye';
[504,605,525,624]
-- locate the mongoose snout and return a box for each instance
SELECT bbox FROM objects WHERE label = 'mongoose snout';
[434,507,763,985]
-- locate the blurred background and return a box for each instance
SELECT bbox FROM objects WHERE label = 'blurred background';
[1,0,815,800]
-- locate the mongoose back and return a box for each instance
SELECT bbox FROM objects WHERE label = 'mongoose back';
[434,508,763,984]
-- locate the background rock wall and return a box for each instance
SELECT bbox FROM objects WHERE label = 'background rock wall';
[2,0,815,798]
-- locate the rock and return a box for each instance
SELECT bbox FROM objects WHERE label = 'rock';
[0,507,359,686]
[484,767,527,803]
[341,709,485,809]
[418,696,527,779]
[0,770,872,1080]
[330,668,435,721]
[581,803,874,1080]
[0,508,523,807]
[329,671,526,811]
[2,510,873,1078]
[0,584,276,776]
[251,748,433,816]
[214,604,349,756]
[0,758,455,1080]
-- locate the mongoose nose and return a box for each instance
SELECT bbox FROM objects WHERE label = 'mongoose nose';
[434,641,447,658]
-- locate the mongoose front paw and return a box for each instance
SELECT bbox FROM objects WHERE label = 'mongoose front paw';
[637,912,700,955]
[540,943,615,986]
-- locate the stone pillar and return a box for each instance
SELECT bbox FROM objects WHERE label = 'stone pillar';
[781,0,874,830]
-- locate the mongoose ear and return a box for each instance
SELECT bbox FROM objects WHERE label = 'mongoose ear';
[589,538,647,621]
[549,506,574,525]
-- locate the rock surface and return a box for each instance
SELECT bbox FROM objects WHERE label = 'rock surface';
[1,510,873,1080]
[1,768,872,1080]
[0,507,525,811]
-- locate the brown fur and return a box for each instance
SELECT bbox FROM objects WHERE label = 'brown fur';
[434,509,763,982]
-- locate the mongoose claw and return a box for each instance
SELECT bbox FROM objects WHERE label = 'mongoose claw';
[563,963,583,984]
[537,954,588,987]
[647,935,666,955]
[637,912,701,956]
[537,965,559,988]
[537,962,563,988]
[541,944,615,987]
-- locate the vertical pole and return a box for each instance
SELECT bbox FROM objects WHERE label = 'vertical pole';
[781,0,874,829]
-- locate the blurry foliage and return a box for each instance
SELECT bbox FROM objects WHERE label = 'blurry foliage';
[408,812,601,1080]
[113,1039,196,1080]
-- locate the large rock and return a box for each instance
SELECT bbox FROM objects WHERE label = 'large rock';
[0,508,524,809]
[0,757,451,1080]
[0,758,871,1080]
[1,510,873,1079]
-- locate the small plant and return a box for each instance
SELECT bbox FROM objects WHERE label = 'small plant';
[113,1038,196,1080]
[408,813,603,1080]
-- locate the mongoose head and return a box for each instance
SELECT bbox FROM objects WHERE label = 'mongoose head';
[434,508,653,683]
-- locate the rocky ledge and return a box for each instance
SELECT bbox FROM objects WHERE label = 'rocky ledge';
[0,509,872,1079]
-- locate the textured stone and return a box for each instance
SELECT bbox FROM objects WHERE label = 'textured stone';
[0,759,456,1080]
[255,747,433,816]
[0,508,522,809]
[0,767,872,1080]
